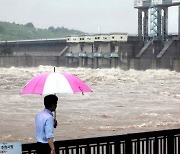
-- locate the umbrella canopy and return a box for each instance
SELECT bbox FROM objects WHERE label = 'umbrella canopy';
[20,72,92,95]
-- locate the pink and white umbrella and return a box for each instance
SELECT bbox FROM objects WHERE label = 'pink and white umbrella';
[20,72,92,95]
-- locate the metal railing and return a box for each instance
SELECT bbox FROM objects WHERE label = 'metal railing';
[22,128,180,154]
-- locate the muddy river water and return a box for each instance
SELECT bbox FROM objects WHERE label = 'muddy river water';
[0,66,179,143]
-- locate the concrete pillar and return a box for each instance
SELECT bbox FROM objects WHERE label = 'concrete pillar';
[130,58,140,70]
[79,57,83,67]
[163,7,168,40]
[138,9,143,41]
[156,58,161,69]
[151,58,157,69]
[87,58,93,68]
[173,59,180,72]
[111,58,116,68]
[80,44,84,52]
[66,57,73,67]
[115,45,119,53]
[162,15,165,41]
[98,58,103,68]
[120,52,130,70]
[143,9,149,41]
[93,58,98,68]
[179,6,180,39]
[82,57,87,67]
[157,8,162,40]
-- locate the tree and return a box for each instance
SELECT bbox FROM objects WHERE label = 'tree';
[48,26,55,32]
[0,26,5,33]
[25,22,35,28]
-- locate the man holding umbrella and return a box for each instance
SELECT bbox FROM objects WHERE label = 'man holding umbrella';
[35,95,58,154]
[20,70,92,153]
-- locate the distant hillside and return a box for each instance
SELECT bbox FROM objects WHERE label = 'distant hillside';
[0,21,85,41]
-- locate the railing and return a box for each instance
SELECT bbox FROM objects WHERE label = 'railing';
[22,128,180,154]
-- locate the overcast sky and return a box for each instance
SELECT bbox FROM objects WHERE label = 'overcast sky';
[0,0,179,34]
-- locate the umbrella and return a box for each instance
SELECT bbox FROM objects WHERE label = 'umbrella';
[20,69,92,127]
[20,72,92,95]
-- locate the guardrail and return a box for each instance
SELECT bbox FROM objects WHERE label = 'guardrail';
[22,128,180,154]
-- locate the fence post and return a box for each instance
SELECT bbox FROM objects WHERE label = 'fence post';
[76,145,79,154]
[55,148,60,154]
[86,144,91,154]
[167,134,174,154]
[66,146,69,154]
[106,142,110,154]
[146,138,149,154]
[54,142,60,154]
[154,137,158,154]
[125,138,132,154]
[97,143,100,154]
[115,140,120,154]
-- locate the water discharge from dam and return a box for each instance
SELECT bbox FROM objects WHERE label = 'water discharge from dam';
[0,66,179,143]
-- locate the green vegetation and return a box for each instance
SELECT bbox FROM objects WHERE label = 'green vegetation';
[0,21,85,41]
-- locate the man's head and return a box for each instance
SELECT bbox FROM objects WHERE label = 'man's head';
[44,95,58,111]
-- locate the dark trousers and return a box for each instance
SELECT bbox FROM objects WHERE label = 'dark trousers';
[36,142,51,154]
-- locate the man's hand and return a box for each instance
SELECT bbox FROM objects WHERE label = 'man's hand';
[54,119,57,128]
[50,149,55,154]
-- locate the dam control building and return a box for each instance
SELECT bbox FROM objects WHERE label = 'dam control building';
[134,0,180,41]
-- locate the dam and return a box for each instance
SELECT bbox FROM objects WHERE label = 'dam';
[0,33,179,71]
[0,0,180,71]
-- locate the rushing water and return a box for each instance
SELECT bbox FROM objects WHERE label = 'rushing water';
[0,66,179,143]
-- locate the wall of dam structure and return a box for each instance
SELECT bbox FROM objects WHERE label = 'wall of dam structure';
[0,56,63,67]
[66,34,144,70]
[0,34,179,71]
[130,39,180,71]
[65,34,180,71]
[0,39,68,67]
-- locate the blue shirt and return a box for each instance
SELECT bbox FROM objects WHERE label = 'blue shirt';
[35,109,54,143]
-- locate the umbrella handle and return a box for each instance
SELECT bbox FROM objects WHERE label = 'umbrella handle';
[54,92,57,120]
[54,110,56,120]
[53,92,57,128]
[54,110,57,128]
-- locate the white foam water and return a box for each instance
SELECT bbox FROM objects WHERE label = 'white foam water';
[0,66,179,143]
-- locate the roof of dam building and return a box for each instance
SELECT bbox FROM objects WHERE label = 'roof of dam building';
[134,0,180,8]
[66,33,128,43]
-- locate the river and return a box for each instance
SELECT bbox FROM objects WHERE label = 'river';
[0,66,179,143]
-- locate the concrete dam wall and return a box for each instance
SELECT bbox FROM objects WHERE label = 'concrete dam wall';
[0,36,179,71]
[0,39,68,67]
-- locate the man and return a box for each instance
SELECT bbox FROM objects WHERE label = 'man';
[35,94,58,154]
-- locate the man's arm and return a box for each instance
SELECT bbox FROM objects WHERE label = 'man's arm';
[45,117,55,154]
[48,138,55,154]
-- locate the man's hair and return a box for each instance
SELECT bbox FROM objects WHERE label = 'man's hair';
[44,95,58,109]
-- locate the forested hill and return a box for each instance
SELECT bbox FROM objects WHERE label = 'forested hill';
[0,21,85,41]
